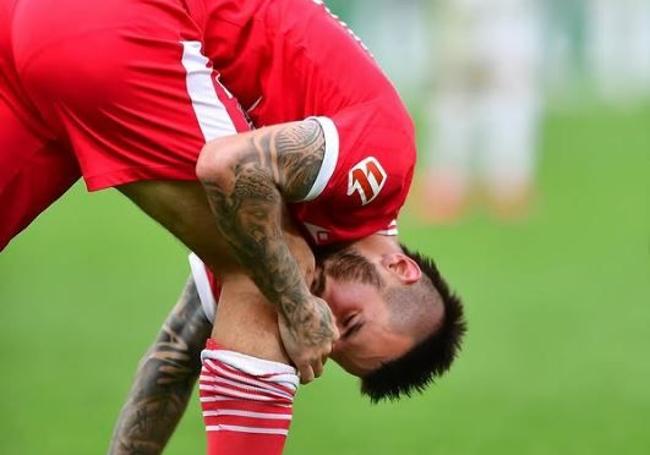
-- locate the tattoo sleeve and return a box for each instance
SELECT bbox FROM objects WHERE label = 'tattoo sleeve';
[108,276,212,455]
[200,120,326,335]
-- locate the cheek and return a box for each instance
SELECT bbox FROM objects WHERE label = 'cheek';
[326,297,352,323]
[326,282,373,316]
[330,345,367,377]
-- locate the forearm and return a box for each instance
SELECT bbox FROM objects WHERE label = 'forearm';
[108,277,212,455]
[207,182,308,321]
[196,121,324,326]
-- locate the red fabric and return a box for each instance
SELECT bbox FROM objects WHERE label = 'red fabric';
[7,0,250,193]
[200,341,295,455]
[0,123,79,251]
[197,0,416,300]
[4,0,413,250]
[202,0,415,246]
[205,430,287,455]
[0,2,80,251]
[4,0,413,255]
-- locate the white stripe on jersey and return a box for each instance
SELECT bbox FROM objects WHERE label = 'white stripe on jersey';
[180,41,237,141]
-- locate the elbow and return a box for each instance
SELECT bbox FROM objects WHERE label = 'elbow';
[195,137,236,186]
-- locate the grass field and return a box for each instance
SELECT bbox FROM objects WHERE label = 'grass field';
[1,103,648,454]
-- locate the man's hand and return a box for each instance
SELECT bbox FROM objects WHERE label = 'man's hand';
[278,295,339,384]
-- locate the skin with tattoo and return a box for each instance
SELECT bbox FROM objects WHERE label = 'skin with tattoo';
[119,121,338,381]
[212,221,320,364]
[119,122,339,382]
[196,120,340,382]
[109,220,319,455]
[110,121,338,452]
[108,277,211,455]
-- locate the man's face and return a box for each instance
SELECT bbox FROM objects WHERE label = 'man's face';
[312,248,414,376]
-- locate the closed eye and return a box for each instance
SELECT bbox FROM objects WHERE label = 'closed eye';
[346,322,363,338]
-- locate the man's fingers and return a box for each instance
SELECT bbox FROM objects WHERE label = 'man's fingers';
[299,364,315,384]
[299,354,329,383]
[321,341,333,365]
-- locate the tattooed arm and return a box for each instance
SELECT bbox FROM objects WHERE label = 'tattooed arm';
[195,119,339,383]
[108,276,211,455]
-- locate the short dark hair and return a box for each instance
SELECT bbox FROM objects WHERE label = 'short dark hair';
[360,244,467,403]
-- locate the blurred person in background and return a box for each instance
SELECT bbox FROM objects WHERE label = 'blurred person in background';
[542,0,588,100]
[420,0,543,222]
[587,0,650,104]
[344,0,430,101]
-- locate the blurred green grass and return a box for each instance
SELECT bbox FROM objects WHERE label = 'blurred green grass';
[1,104,648,454]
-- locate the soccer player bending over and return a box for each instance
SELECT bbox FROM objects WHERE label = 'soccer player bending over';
[109,123,467,455]
[1,0,467,451]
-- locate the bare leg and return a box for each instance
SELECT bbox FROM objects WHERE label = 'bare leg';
[198,229,315,455]
[199,275,303,455]
[109,182,315,453]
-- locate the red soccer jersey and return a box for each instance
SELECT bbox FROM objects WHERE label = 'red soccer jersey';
[199,0,416,245]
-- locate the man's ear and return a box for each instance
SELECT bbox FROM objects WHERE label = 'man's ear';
[381,253,421,284]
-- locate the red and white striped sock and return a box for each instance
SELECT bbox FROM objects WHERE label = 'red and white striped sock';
[199,339,299,455]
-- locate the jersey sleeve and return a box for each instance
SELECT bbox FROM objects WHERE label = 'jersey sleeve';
[301,116,339,202]
[290,103,416,246]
